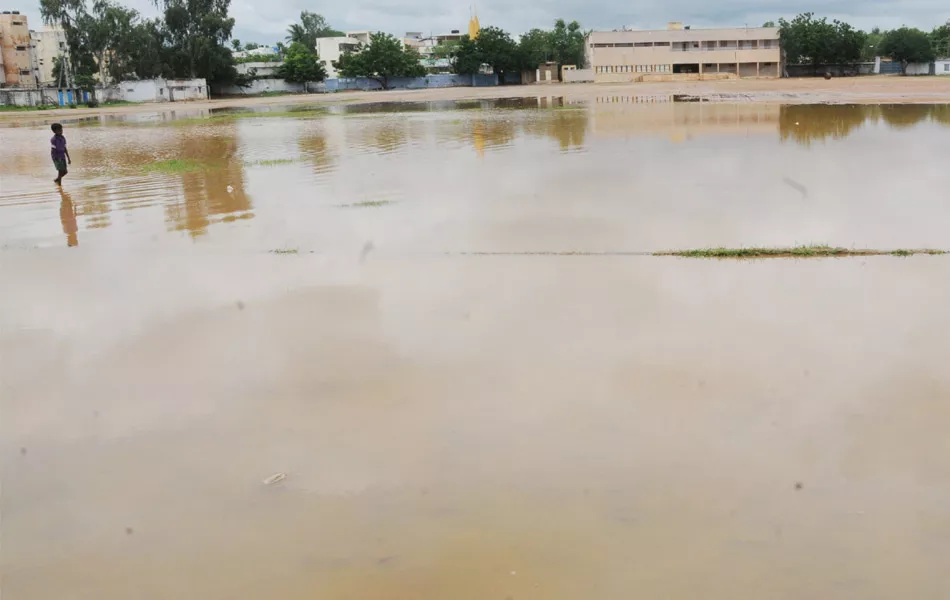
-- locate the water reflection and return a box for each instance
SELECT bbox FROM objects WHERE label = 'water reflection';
[779,104,950,144]
[58,189,78,247]
[164,132,252,237]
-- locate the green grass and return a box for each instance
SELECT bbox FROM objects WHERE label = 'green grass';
[339,200,395,208]
[0,104,59,112]
[101,100,140,106]
[269,248,299,254]
[169,108,327,126]
[142,158,209,174]
[248,158,296,167]
[656,245,948,259]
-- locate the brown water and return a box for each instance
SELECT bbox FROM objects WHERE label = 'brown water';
[3,98,950,599]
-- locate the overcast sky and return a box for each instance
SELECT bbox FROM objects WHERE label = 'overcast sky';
[20,0,949,45]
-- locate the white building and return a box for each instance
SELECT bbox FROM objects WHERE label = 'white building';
[101,78,208,103]
[936,59,950,75]
[232,46,278,60]
[30,26,68,86]
[316,35,361,79]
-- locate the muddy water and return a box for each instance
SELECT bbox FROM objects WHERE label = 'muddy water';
[3,99,950,599]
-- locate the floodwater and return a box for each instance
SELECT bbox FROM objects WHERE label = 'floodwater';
[3,97,950,599]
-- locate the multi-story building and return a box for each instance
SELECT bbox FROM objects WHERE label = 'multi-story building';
[586,23,781,82]
[30,26,68,86]
[0,11,38,86]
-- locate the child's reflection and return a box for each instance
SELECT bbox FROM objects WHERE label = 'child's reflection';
[59,189,78,247]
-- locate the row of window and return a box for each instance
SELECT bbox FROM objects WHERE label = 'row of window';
[592,40,775,50]
[595,64,672,74]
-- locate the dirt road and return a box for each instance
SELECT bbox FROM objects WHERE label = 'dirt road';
[3,75,949,122]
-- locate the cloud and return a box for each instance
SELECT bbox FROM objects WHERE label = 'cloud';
[21,0,950,47]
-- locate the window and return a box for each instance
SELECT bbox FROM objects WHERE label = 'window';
[655,42,670,47]
[945,64,949,72]
[20,69,31,75]
[615,43,633,47]
[761,40,773,49]
[16,45,27,51]
[634,42,652,47]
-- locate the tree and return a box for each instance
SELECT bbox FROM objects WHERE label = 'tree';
[231,38,241,51]
[333,32,425,89]
[472,26,518,82]
[156,0,236,82]
[548,19,585,67]
[286,11,342,49]
[243,42,260,50]
[861,27,886,61]
[277,41,327,83]
[763,20,776,28]
[778,13,866,71]
[931,25,950,58]
[430,39,459,58]
[880,27,935,74]
[452,35,482,75]
[518,28,550,70]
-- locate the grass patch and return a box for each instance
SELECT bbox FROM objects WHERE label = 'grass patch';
[339,200,395,208]
[249,158,296,167]
[170,108,327,126]
[656,245,948,259]
[0,104,59,112]
[269,248,299,254]
[142,158,208,174]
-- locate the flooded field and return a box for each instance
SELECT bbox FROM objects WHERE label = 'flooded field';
[3,97,950,599]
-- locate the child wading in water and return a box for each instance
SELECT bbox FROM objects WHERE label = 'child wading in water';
[50,123,71,185]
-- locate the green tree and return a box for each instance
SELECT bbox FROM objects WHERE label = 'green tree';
[156,0,236,82]
[430,39,459,58]
[451,35,482,75]
[861,27,887,61]
[779,13,866,71]
[762,20,776,28]
[277,41,327,82]
[880,27,935,74]
[333,32,425,88]
[518,28,550,70]
[548,19,586,68]
[286,11,342,49]
[231,38,241,51]
[931,25,950,58]
[472,26,518,82]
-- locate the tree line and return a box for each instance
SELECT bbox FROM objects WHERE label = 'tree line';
[777,13,950,74]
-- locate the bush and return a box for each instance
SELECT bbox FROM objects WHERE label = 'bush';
[68,103,77,109]
[86,98,100,108]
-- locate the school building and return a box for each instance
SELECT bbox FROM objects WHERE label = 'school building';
[586,23,781,82]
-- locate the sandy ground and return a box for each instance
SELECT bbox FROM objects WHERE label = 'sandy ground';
[3,75,950,122]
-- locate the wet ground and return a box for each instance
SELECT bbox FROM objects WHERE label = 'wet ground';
[3,97,950,599]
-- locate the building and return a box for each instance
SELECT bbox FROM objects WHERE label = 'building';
[346,31,373,45]
[316,36,361,79]
[30,26,68,86]
[0,11,38,86]
[586,23,780,82]
[935,58,950,75]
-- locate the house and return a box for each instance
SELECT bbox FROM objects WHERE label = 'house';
[936,58,950,75]
[316,35,362,79]
[586,22,781,82]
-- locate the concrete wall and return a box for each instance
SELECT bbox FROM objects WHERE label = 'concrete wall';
[325,73,476,91]
[213,79,327,95]
[236,61,281,77]
[905,62,931,76]
[563,68,594,83]
[100,78,207,102]
[0,87,87,106]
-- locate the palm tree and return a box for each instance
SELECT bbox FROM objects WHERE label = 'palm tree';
[286,23,306,44]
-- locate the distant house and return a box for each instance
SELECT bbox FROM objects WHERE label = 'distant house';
[936,58,950,75]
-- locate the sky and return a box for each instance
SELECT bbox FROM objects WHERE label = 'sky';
[18,0,950,45]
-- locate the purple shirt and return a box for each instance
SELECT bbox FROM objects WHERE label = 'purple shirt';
[51,134,67,160]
